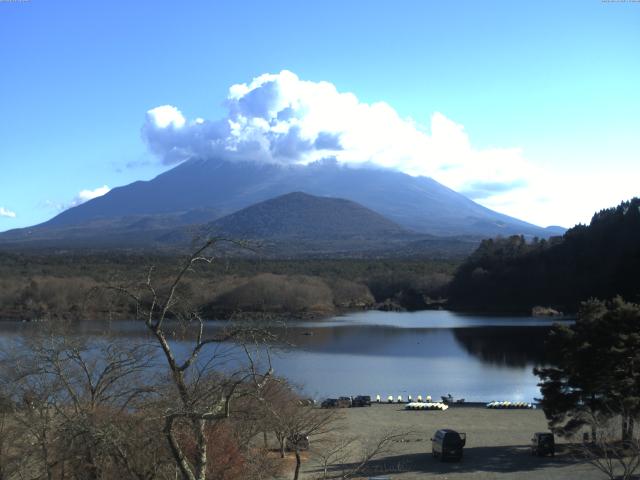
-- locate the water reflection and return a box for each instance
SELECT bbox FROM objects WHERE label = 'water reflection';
[0,311,563,401]
[452,327,549,367]
[269,312,554,369]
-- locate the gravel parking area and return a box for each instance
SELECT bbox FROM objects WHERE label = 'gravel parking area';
[299,404,605,480]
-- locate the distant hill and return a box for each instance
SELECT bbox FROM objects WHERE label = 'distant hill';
[209,192,406,239]
[161,192,480,258]
[447,198,640,313]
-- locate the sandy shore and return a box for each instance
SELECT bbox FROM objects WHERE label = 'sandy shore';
[298,404,604,479]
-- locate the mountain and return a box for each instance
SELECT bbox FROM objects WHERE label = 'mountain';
[160,192,480,258]
[447,198,640,313]
[0,157,563,251]
[208,192,406,239]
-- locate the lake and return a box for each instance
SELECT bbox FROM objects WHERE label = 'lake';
[0,310,569,403]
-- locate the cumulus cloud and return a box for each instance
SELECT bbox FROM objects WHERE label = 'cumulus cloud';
[0,207,16,218]
[142,70,533,206]
[69,185,111,208]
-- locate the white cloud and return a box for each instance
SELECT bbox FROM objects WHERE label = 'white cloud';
[0,207,16,218]
[69,185,111,208]
[141,70,530,197]
[143,70,636,228]
[147,105,186,129]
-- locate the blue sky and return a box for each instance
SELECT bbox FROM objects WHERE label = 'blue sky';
[1,0,638,232]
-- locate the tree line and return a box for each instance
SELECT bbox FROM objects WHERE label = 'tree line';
[0,254,455,321]
[447,198,640,313]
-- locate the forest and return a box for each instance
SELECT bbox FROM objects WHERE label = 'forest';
[0,252,456,322]
[447,198,640,313]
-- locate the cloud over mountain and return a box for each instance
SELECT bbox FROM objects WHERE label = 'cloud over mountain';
[142,70,532,200]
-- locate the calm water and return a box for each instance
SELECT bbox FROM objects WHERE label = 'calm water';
[0,311,569,403]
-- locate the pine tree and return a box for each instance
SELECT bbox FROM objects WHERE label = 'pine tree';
[535,297,640,441]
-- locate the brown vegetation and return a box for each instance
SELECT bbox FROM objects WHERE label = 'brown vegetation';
[0,241,425,480]
[0,253,455,321]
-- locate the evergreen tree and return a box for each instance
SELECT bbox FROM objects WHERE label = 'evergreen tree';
[535,297,640,441]
[448,197,640,313]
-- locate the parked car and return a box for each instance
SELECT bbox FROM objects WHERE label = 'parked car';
[286,433,310,451]
[441,394,465,404]
[336,397,352,408]
[531,432,555,456]
[352,395,372,407]
[431,429,466,461]
[321,398,338,408]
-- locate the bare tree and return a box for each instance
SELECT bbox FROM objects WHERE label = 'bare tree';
[311,436,359,480]
[289,408,339,480]
[0,323,166,480]
[0,393,19,480]
[108,239,275,480]
[250,378,305,458]
[258,396,339,480]
[572,408,640,480]
[311,430,414,480]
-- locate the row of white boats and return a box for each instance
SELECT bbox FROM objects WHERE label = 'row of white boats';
[405,402,449,411]
[375,395,435,403]
[403,401,535,410]
[372,395,535,410]
[485,401,535,409]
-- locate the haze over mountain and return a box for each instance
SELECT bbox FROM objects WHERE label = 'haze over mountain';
[1,157,563,249]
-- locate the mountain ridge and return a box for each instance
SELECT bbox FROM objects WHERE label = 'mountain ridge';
[37,158,556,234]
[0,158,565,253]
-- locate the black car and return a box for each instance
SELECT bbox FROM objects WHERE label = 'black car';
[431,429,466,461]
[321,398,338,408]
[531,432,555,456]
[352,395,372,407]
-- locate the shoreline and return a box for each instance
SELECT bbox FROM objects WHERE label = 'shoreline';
[0,305,573,323]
